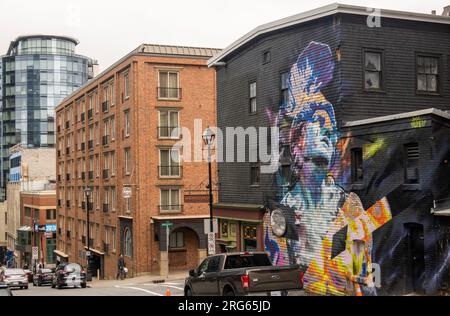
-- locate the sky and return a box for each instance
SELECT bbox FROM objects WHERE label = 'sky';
[1,0,449,72]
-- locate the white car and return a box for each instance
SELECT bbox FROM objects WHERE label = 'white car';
[3,269,29,289]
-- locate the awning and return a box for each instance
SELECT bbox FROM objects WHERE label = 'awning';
[152,215,209,221]
[84,247,104,256]
[432,209,450,216]
[54,250,69,258]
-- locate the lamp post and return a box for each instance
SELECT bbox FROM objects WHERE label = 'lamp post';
[203,127,215,255]
[84,186,91,280]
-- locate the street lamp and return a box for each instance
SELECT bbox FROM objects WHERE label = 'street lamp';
[203,127,215,254]
[84,186,92,280]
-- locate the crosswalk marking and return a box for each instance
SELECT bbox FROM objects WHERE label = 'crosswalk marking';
[114,285,163,296]
[143,284,184,291]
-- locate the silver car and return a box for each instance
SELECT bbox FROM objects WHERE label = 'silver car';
[3,269,29,289]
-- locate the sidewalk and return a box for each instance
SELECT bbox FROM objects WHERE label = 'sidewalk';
[89,271,188,288]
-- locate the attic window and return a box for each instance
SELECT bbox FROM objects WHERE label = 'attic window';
[263,51,271,64]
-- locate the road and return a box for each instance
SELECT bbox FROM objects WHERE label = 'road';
[11,279,185,296]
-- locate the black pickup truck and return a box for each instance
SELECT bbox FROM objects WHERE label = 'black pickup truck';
[184,252,304,296]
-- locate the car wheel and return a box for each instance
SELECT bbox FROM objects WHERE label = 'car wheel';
[24,286,28,290]
[223,289,235,296]
[185,288,193,296]
[38,280,42,287]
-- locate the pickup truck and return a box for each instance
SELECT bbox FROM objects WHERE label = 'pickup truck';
[184,252,304,296]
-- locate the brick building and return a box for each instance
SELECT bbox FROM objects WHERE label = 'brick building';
[209,3,450,295]
[55,44,220,279]
[18,190,57,269]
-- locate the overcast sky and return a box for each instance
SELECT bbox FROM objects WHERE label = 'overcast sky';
[1,0,449,72]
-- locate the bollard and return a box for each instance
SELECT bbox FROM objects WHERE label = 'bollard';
[165,288,171,296]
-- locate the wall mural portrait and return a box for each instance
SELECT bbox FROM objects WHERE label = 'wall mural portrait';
[264,41,393,296]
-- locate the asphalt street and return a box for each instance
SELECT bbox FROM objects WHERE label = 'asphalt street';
[11,279,185,296]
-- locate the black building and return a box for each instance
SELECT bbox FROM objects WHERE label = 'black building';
[209,3,450,295]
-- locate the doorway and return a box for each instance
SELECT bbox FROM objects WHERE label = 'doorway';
[405,223,425,293]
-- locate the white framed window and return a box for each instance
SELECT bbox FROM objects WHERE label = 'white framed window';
[110,116,115,140]
[158,71,179,99]
[124,73,130,99]
[112,227,116,253]
[125,148,131,175]
[124,228,132,257]
[159,149,180,177]
[125,197,131,213]
[158,110,179,139]
[111,152,116,176]
[249,82,257,113]
[160,188,181,212]
[124,110,130,137]
[110,82,115,106]
[111,187,116,212]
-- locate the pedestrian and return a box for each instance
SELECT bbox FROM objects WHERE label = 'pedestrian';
[116,254,125,280]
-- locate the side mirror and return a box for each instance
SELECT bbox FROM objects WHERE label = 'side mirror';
[189,269,197,277]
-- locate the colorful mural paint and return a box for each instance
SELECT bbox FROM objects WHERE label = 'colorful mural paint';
[264,41,450,296]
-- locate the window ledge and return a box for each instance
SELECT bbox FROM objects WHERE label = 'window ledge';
[402,183,421,191]
[363,89,386,94]
[416,92,441,97]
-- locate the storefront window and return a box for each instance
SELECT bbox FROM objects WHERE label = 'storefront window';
[242,224,257,252]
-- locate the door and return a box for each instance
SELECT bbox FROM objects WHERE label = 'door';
[406,224,425,293]
[203,255,221,295]
[190,257,210,295]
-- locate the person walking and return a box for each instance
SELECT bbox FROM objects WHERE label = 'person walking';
[116,254,126,280]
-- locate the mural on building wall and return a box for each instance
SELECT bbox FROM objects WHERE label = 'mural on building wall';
[263,41,450,296]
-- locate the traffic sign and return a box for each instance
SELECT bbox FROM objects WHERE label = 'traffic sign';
[204,219,218,234]
[32,247,38,260]
[123,186,132,199]
[161,222,173,228]
[208,232,216,255]
[86,251,91,258]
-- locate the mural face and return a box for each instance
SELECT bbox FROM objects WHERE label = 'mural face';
[263,41,450,296]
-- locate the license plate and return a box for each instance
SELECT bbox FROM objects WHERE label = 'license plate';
[270,291,281,296]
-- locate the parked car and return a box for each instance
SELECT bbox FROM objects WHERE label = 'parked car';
[52,263,87,289]
[23,269,33,283]
[0,282,13,296]
[33,268,54,286]
[2,269,29,289]
[184,252,304,296]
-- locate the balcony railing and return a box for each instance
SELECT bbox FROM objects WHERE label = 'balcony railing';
[103,204,109,213]
[103,169,109,179]
[81,113,85,122]
[158,126,180,139]
[158,165,182,177]
[157,87,181,100]
[102,135,109,146]
[102,101,109,113]
[88,109,93,120]
[88,171,94,180]
[159,205,183,213]
[88,140,94,150]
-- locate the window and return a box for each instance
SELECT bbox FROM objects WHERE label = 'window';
[351,148,363,183]
[158,111,179,138]
[125,148,131,175]
[111,227,116,253]
[250,164,260,185]
[249,82,257,113]
[364,51,382,90]
[263,51,271,64]
[158,71,179,99]
[221,221,228,238]
[169,231,184,249]
[159,149,180,177]
[280,72,289,106]
[124,228,132,257]
[110,116,115,140]
[111,187,116,212]
[124,111,130,137]
[46,209,56,220]
[160,188,181,212]
[125,197,132,213]
[404,143,420,184]
[111,152,116,176]
[110,83,115,105]
[417,55,439,93]
[124,73,130,99]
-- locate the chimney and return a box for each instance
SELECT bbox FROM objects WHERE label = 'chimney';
[442,5,450,16]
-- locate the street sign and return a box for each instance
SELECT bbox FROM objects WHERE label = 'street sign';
[45,224,57,232]
[208,232,216,255]
[161,222,173,228]
[204,218,218,234]
[32,247,38,260]
[123,186,132,199]
[86,251,91,257]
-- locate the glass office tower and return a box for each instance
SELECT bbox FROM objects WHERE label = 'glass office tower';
[0,35,97,200]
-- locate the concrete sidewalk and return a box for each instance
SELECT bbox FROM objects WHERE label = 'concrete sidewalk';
[88,271,188,288]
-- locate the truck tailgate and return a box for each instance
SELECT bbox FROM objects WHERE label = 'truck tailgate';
[246,266,302,292]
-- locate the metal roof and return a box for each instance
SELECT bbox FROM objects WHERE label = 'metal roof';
[342,108,450,128]
[136,44,221,58]
[208,2,450,66]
